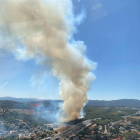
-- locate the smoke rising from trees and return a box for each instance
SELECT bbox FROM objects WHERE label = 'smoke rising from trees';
[0,0,97,121]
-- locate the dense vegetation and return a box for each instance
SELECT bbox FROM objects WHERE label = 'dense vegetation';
[1,98,140,109]
[84,107,138,121]
[0,100,139,125]
[0,100,61,110]
[122,131,139,140]
[131,118,140,126]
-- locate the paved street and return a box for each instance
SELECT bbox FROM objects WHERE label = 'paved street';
[42,119,92,140]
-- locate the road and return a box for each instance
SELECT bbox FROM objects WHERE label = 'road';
[42,119,92,140]
[104,125,108,134]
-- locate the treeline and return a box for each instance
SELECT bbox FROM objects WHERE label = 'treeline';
[131,118,140,126]
[1,99,140,109]
[0,100,61,110]
[84,107,138,121]
[0,100,27,109]
[0,111,53,128]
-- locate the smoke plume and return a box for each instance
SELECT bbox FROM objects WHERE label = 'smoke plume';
[0,0,96,121]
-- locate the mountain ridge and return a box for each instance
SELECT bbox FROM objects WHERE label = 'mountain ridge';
[0,97,140,107]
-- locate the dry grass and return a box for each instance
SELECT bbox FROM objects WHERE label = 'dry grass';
[57,126,70,132]
[131,116,140,119]
[8,109,36,115]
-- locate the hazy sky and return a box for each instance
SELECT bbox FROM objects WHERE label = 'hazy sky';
[0,0,140,100]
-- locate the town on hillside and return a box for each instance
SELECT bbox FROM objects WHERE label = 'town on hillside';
[1,103,140,139]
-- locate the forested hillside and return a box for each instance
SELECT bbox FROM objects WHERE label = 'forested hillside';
[1,99,140,109]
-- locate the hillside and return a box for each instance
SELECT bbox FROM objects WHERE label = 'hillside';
[0,97,39,102]
[0,99,62,109]
[86,99,140,107]
[0,98,140,109]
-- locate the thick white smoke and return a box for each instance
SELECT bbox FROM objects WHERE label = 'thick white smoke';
[0,0,97,121]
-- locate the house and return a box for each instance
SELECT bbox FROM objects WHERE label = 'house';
[10,130,18,135]
[89,124,96,131]
[93,118,101,121]
[131,128,137,132]
[0,108,3,113]
[109,126,114,129]
[99,125,102,131]
[14,126,19,130]
[18,133,25,138]
[10,124,15,128]
[119,127,125,131]
[91,131,95,134]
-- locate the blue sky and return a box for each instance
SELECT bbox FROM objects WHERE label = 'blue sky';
[0,0,140,100]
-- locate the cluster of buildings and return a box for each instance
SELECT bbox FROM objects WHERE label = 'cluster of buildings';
[1,113,140,140]
[0,120,53,139]
[62,119,140,140]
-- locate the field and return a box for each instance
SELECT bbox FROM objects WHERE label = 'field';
[57,126,70,132]
[131,116,140,119]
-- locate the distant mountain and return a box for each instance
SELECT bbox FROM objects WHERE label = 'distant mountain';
[0,97,62,102]
[0,97,39,102]
[1,97,140,108]
[86,99,140,107]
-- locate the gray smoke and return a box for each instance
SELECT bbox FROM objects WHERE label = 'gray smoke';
[0,0,97,121]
